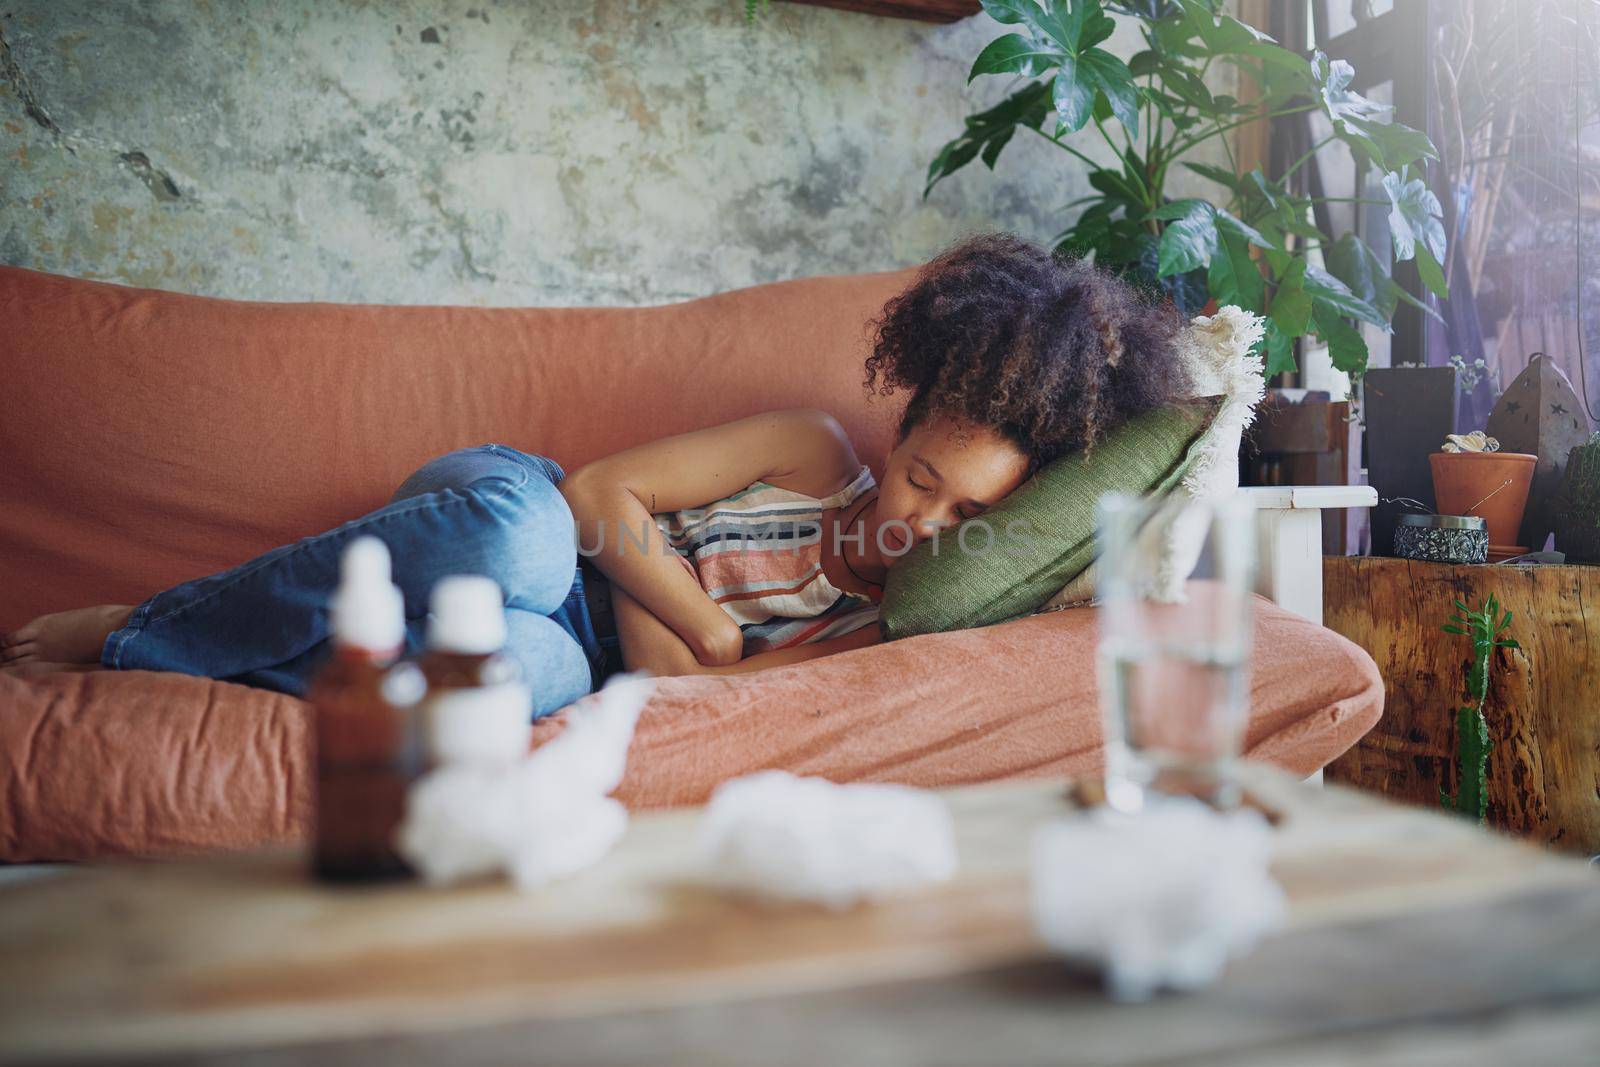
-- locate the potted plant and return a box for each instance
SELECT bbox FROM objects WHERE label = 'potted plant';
[1429,435,1537,559]
[1553,432,1600,563]
[926,0,1447,379]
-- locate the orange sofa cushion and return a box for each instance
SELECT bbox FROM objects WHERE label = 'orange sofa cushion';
[0,596,1381,862]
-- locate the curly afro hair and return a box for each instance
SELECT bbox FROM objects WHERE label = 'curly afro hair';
[863,231,1194,476]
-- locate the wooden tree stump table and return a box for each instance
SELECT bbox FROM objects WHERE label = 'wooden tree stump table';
[1325,556,1600,855]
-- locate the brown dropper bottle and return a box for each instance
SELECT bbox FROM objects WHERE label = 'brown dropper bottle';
[310,537,426,883]
[416,575,532,770]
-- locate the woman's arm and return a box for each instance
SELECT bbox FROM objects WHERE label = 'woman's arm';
[611,578,884,678]
[559,408,862,667]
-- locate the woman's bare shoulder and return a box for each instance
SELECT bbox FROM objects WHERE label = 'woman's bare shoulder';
[750,408,864,500]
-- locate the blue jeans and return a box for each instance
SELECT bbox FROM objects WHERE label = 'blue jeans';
[100,445,621,719]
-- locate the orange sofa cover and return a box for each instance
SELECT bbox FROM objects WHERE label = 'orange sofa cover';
[0,265,1383,862]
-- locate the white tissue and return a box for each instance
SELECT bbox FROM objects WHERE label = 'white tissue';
[394,670,655,890]
[1031,797,1286,1001]
[697,770,958,909]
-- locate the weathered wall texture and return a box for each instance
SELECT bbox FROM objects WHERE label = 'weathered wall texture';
[0,0,1217,306]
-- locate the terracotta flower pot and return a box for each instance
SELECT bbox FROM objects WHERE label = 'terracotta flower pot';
[1429,450,1537,555]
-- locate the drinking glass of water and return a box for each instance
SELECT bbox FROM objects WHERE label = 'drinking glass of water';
[1095,490,1257,814]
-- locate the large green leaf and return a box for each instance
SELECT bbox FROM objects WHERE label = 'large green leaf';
[978,0,1043,25]
[1215,207,1272,249]
[1340,115,1437,171]
[1241,169,1317,235]
[1033,0,1118,53]
[1183,160,1244,193]
[1308,49,1442,171]
[1053,57,1098,133]
[1414,244,1449,300]
[1326,233,1445,324]
[1263,320,1296,375]
[925,81,1052,196]
[968,33,1060,82]
[1127,48,1161,76]
[1150,198,1209,220]
[1174,0,1302,69]
[1028,1,1141,138]
[1312,304,1369,374]
[1087,166,1146,208]
[1324,233,1396,319]
[1155,60,1215,110]
[1149,14,1210,59]
[1243,167,1281,206]
[1099,215,1159,265]
[1311,50,1389,125]
[1304,264,1389,329]
[1382,168,1447,263]
[1151,198,1217,275]
[1080,49,1140,135]
[1268,259,1313,336]
[1240,48,1311,102]
[1121,234,1207,313]
[1054,201,1119,259]
[1207,230,1264,312]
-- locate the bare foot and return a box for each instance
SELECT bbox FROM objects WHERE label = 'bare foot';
[0,660,103,678]
[0,605,132,667]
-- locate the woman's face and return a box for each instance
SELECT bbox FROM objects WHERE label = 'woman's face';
[869,413,1032,568]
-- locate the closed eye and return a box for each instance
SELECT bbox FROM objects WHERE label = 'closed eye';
[909,473,982,521]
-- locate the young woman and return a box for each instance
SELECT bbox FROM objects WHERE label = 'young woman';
[0,232,1190,717]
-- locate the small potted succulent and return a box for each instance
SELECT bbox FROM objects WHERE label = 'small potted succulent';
[1553,432,1600,563]
[1429,432,1537,560]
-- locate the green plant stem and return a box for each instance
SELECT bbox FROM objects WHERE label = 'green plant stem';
[1143,75,1154,165]
[1092,116,1145,200]
[1168,102,1319,158]
[1217,121,1239,187]
[1024,123,1104,173]
[1283,135,1337,181]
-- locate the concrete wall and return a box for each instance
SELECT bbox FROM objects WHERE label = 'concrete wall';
[0,0,1220,306]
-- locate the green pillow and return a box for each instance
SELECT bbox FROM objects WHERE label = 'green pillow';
[879,397,1222,640]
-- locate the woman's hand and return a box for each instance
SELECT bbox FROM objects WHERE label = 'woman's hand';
[612,581,743,674]
[613,578,883,679]
[698,622,884,676]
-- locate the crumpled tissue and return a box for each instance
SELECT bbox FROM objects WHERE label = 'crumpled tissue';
[395,670,655,890]
[697,770,958,909]
[1031,797,1286,1001]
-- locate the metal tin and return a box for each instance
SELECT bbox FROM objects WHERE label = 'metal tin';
[1393,514,1489,564]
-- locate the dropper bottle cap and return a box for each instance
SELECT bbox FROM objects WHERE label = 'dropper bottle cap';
[427,575,508,654]
[329,537,406,653]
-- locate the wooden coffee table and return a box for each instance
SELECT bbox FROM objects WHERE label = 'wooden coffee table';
[2,768,1598,1066]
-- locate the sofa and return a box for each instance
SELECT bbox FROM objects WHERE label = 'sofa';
[0,264,1383,862]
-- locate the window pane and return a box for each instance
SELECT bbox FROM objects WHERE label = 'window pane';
[1324,0,1395,40]
[1427,0,1600,431]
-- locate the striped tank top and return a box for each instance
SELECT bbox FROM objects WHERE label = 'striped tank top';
[651,464,882,655]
